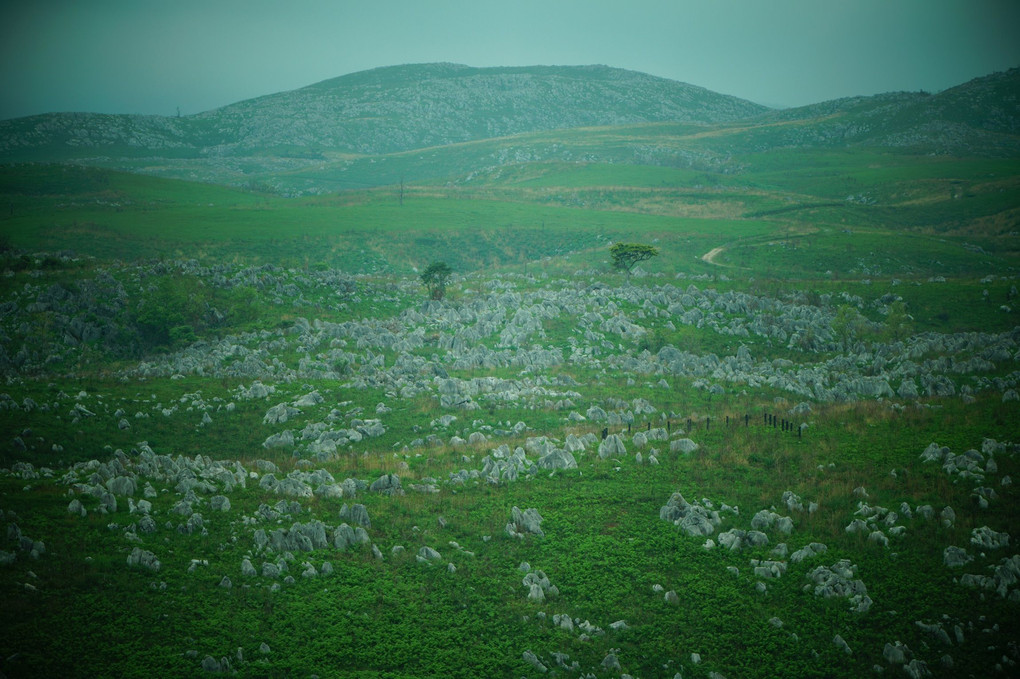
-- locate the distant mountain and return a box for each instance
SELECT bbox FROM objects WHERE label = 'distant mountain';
[0,63,767,160]
[729,67,1020,156]
[1,64,1017,195]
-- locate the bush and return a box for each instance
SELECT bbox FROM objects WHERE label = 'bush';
[135,277,206,349]
[169,325,197,346]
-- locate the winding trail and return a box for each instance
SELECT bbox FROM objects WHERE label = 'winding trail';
[701,246,726,265]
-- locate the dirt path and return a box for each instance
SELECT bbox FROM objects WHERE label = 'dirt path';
[701,246,726,265]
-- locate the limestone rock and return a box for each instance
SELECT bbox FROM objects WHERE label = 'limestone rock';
[598,434,626,459]
[67,499,86,517]
[339,503,371,528]
[262,430,295,449]
[971,525,1010,550]
[943,546,973,568]
[126,547,161,572]
[537,447,577,470]
[659,492,721,537]
[670,438,699,454]
[263,403,300,425]
[790,542,827,563]
[369,473,403,496]
[506,506,544,539]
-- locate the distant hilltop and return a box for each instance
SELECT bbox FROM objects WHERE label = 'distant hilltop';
[1,63,1017,194]
[0,63,767,158]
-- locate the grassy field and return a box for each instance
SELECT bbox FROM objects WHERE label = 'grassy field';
[0,145,1018,678]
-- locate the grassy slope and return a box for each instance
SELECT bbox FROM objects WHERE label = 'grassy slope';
[0,144,1018,678]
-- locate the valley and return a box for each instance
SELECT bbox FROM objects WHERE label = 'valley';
[0,63,1018,678]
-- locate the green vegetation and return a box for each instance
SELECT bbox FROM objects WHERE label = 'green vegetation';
[420,261,453,301]
[0,80,1018,677]
[609,242,660,278]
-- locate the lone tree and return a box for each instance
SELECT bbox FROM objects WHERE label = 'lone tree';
[883,300,913,342]
[610,242,659,278]
[420,261,453,300]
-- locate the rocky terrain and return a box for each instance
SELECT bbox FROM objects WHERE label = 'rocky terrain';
[0,58,1017,679]
[0,248,1017,677]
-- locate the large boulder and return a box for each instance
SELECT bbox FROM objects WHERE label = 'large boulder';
[126,547,161,572]
[67,499,86,517]
[564,434,587,453]
[971,526,1010,550]
[790,542,828,563]
[369,473,403,496]
[805,559,872,613]
[293,390,323,407]
[943,546,973,568]
[597,434,626,459]
[106,476,137,497]
[659,492,721,537]
[670,438,699,454]
[263,403,299,425]
[262,430,295,449]
[339,503,371,528]
[537,448,577,470]
[506,506,545,539]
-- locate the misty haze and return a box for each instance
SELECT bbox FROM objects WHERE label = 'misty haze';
[0,2,1019,676]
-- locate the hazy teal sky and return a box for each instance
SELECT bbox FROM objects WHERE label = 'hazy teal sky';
[1,0,1018,119]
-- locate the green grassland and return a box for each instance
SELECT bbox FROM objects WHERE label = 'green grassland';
[0,137,1018,678]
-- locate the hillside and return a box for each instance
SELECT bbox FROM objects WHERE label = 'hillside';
[719,67,1020,156]
[2,65,1018,196]
[0,63,766,161]
[0,63,1019,678]
[0,164,1018,677]
[198,63,770,154]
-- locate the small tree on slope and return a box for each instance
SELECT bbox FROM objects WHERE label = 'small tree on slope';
[610,242,659,279]
[421,261,453,301]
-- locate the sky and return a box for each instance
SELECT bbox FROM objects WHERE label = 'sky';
[1,0,1018,120]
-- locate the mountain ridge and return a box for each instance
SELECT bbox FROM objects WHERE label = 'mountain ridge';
[191,62,771,154]
[0,63,768,159]
[1,63,1018,195]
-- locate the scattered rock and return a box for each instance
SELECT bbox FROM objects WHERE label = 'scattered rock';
[339,503,371,528]
[598,434,626,459]
[670,438,699,454]
[660,492,721,537]
[369,473,403,496]
[126,547,161,572]
[506,506,544,539]
[943,546,973,568]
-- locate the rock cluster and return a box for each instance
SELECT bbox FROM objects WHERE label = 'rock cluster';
[804,559,873,613]
[506,506,545,539]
